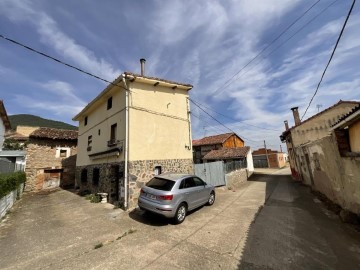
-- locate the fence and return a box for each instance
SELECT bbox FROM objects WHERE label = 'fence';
[0,159,15,174]
[224,160,247,173]
[194,161,226,187]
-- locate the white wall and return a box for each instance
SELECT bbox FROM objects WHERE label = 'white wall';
[0,120,5,150]
[247,150,254,172]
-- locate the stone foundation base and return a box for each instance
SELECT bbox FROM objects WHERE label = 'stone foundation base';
[128,159,193,208]
[75,159,193,209]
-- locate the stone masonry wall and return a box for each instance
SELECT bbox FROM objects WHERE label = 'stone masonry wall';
[128,158,193,208]
[225,169,253,191]
[25,139,77,192]
[75,162,125,205]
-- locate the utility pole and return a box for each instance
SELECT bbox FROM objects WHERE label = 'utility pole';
[264,140,270,168]
[280,145,283,153]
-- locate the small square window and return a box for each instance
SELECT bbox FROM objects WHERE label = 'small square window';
[60,149,67,157]
[107,97,112,110]
[84,116,88,126]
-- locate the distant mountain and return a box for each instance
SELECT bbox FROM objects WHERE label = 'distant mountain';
[8,114,78,131]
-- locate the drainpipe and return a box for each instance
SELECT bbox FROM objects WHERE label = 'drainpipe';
[122,74,129,210]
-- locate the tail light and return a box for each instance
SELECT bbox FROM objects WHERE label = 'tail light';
[158,195,173,201]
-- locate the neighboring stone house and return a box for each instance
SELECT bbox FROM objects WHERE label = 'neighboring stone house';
[193,133,244,164]
[252,148,287,168]
[25,127,78,191]
[280,100,360,215]
[72,59,193,209]
[0,100,11,150]
[202,146,254,173]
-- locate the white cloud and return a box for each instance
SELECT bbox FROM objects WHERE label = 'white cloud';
[0,0,120,80]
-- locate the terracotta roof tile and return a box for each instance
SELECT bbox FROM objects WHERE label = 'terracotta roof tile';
[332,104,360,127]
[281,100,360,138]
[30,127,78,140]
[193,133,239,146]
[203,147,250,160]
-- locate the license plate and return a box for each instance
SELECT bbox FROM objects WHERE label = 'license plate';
[147,193,157,200]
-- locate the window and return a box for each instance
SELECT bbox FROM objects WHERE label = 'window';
[146,177,175,191]
[93,168,100,186]
[107,97,112,110]
[87,135,92,151]
[84,116,88,126]
[183,177,196,188]
[108,123,117,145]
[154,166,162,175]
[81,169,88,183]
[193,177,205,186]
[60,149,67,157]
[55,147,70,158]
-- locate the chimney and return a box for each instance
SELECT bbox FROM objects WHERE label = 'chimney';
[291,107,301,126]
[284,120,289,130]
[140,58,146,76]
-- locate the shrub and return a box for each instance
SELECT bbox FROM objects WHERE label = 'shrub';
[0,172,26,199]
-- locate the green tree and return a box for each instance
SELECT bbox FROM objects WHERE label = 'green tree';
[3,138,27,150]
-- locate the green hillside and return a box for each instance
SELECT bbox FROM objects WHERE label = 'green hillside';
[8,114,78,130]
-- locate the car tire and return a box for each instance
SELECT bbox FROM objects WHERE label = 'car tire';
[173,203,187,224]
[207,191,215,206]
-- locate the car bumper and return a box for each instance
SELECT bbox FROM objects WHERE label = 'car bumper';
[138,196,176,218]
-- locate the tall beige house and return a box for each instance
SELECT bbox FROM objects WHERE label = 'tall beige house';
[73,59,193,209]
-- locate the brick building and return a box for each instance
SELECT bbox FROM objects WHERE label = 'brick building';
[252,148,287,168]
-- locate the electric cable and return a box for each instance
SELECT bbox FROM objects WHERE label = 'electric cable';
[301,0,356,119]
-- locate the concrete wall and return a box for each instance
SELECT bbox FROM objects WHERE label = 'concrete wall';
[349,121,360,152]
[25,139,77,191]
[297,134,360,214]
[247,150,254,172]
[0,183,24,219]
[128,81,192,161]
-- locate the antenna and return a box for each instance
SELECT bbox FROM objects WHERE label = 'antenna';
[316,104,323,112]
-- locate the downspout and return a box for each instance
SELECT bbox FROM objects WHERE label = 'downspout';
[186,97,193,173]
[122,74,129,210]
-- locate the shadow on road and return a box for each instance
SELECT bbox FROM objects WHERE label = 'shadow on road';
[236,171,360,269]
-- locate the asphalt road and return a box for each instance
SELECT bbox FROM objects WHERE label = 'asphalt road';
[1,168,360,269]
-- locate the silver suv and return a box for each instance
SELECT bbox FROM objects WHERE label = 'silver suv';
[138,173,215,224]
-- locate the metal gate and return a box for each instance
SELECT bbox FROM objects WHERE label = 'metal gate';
[194,161,226,187]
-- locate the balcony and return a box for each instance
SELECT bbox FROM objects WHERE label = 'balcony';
[107,139,120,147]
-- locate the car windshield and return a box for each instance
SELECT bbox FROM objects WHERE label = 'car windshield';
[146,177,175,191]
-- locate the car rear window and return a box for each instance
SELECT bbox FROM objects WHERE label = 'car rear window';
[146,177,175,191]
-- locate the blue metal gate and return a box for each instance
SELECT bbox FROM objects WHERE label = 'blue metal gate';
[194,161,226,187]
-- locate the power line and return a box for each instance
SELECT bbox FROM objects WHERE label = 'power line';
[192,99,281,131]
[0,33,127,91]
[211,0,321,96]
[189,98,260,142]
[191,113,228,134]
[301,0,356,120]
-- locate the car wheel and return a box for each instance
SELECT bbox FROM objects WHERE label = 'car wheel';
[207,192,215,206]
[174,203,187,224]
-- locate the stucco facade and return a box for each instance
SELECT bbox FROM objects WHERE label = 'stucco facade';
[281,101,360,215]
[73,70,193,209]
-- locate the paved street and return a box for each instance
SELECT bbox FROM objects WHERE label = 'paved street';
[1,168,360,269]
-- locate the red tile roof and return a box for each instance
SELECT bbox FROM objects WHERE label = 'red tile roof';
[332,104,360,127]
[203,146,250,160]
[193,133,242,146]
[30,128,78,140]
[5,131,28,141]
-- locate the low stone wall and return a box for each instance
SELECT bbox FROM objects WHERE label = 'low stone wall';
[225,169,253,190]
[0,183,24,219]
[128,159,193,208]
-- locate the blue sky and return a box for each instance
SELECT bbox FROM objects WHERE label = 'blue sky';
[0,0,359,151]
